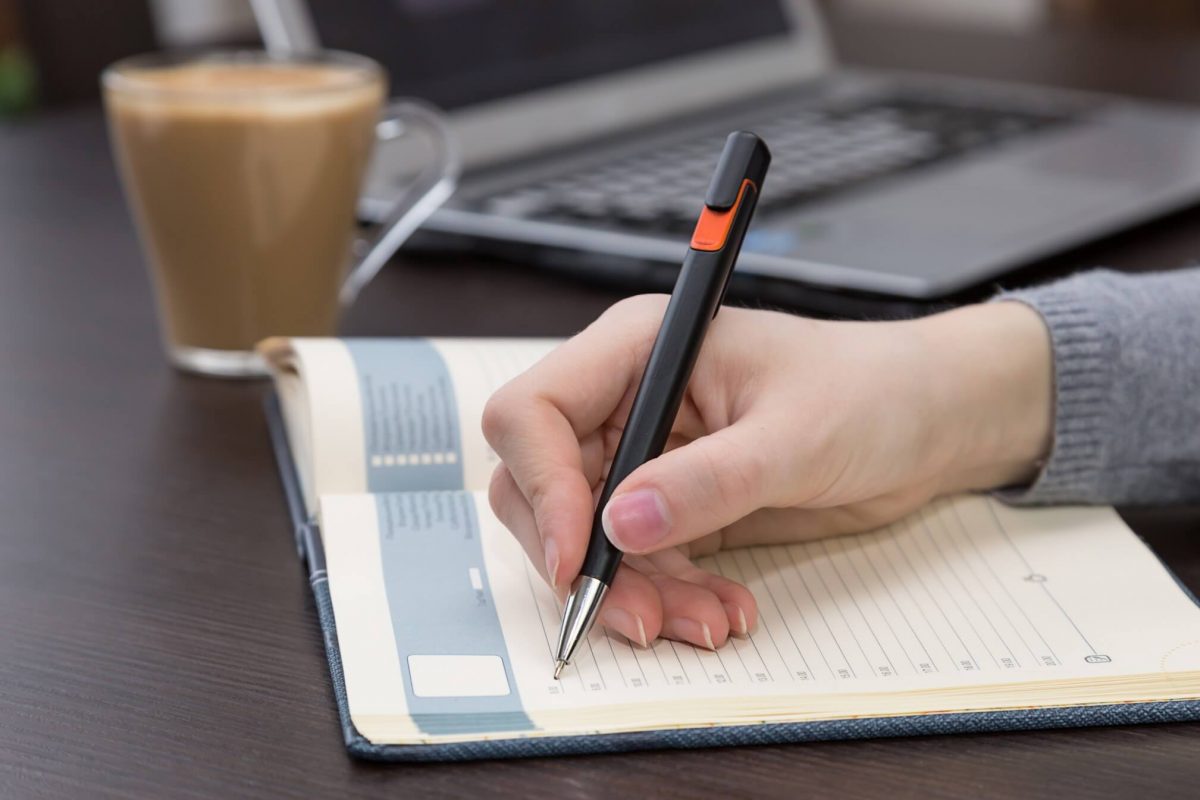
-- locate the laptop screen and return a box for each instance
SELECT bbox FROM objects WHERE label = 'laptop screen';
[306,0,793,110]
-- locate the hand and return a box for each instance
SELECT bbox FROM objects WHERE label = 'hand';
[482,295,1052,651]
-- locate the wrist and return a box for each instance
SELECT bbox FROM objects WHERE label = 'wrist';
[915,301,1054,492]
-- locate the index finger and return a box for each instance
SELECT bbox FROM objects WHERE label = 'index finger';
[481,295,668,586]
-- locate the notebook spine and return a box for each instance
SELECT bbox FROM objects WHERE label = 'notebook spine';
[262,391,321,569]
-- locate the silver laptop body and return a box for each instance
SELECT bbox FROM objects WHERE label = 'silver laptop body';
[253,0,1200,299]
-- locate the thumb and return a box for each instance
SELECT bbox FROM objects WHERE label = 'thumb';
[601,421,783,554]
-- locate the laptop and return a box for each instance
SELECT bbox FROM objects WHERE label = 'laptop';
[252,0,1200,302]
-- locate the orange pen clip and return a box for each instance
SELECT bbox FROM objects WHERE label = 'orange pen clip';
[690,178,755,252]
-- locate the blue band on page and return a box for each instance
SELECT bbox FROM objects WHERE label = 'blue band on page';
[375,491,534,735]
[345,340,466,493]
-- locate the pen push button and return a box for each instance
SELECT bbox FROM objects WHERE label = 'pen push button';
[689,179,754,252]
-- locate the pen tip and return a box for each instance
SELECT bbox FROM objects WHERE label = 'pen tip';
[553,660,565,680]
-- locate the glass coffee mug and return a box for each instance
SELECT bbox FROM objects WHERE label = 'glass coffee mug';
[103,50,458,377]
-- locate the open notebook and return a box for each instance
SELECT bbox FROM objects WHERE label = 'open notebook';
[260,337,1200,761]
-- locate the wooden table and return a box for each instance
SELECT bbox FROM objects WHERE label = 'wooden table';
[3,19,1200,799]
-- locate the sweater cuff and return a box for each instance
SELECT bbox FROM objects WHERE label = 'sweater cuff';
[991,278,1116,505]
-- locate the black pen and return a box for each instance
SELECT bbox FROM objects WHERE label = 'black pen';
[553,131,771,678]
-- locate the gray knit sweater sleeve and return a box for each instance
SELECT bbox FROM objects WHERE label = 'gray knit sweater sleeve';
[996,268,1200,506]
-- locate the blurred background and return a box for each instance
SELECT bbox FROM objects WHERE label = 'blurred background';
[3,0,1200,118]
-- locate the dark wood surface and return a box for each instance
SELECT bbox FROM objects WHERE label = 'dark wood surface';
[4,19,1200,800]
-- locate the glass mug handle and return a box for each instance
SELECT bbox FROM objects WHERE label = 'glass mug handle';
[340,98,460,306]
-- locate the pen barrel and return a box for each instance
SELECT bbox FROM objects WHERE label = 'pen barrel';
[580,189,758,583]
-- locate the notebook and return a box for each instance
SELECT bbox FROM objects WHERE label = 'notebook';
[259,336,1200,762]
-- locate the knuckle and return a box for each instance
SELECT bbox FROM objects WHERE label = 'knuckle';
[527,477,553,522]
[480,385,516,446]
[604,295,671,367]
[698,433,763,514]
[487,465,513,517]
[602,294,669,325]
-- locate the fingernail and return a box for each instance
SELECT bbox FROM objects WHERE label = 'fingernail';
[601,608,648,648]
[665,618,716,651]
[725,603,749,637]
[601,489,670,552]
[544,537,560,588]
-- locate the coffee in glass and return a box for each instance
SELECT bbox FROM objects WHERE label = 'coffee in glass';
[103,51,456,376]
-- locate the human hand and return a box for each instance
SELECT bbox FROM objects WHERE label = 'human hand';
[483,295,1052,651]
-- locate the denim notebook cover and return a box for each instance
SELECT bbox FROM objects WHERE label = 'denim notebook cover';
[263,393,1200,763]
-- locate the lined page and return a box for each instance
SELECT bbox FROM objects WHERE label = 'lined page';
[322,491,1200,742]
[487,494,1200,706]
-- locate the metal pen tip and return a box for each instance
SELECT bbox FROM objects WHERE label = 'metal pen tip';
[553,660,566,680]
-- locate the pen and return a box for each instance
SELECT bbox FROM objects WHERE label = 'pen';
[553,131,771,678]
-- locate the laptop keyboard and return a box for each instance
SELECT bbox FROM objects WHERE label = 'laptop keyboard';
[481,94,1079,232]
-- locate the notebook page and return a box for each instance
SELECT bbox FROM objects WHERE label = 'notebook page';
[265,337,558,510]
[500,496,1200,697]
[321,491,1200,742]
[428,339,560,492]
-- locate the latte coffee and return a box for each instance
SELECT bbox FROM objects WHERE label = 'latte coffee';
[105,54,385,375]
